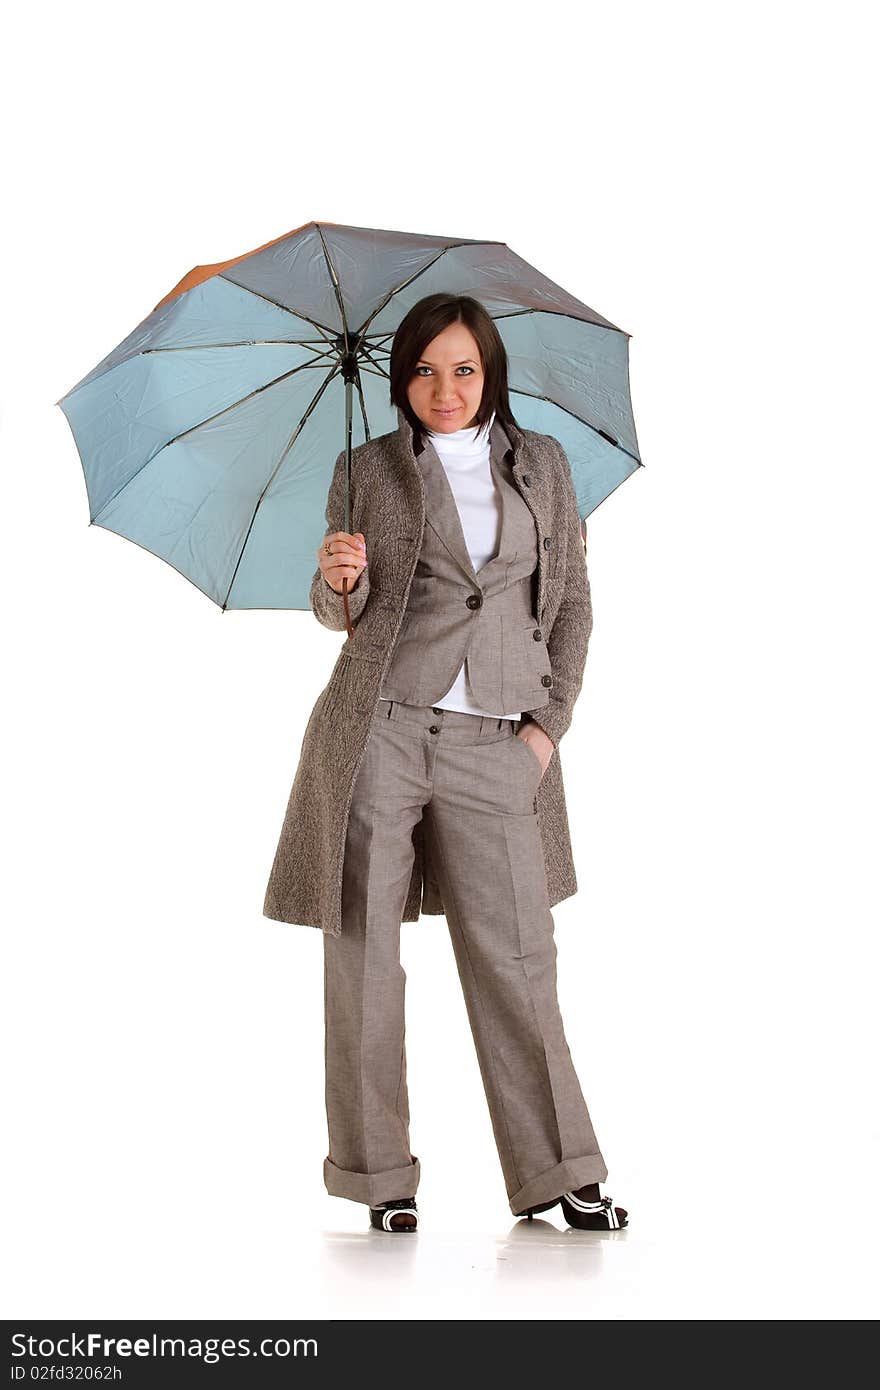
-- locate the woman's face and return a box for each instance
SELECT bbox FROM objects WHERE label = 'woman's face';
[406,322,485,432]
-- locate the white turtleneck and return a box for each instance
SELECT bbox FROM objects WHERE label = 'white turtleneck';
[424,409,522,719]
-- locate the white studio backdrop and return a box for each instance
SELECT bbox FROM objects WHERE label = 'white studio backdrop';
[1,0,877,1321]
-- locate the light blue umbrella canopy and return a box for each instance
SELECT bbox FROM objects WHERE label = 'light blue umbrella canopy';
[57,220,642,611]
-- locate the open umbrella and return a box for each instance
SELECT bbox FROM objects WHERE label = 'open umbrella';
[57,220,641,625]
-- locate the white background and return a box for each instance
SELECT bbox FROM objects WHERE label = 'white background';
[2,0,877,1321]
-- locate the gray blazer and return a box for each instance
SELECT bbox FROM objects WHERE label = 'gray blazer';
[378,415,551,714]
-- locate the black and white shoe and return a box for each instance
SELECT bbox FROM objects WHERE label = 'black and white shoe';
[560,1191,628,1230]
[369,1197,419,1232]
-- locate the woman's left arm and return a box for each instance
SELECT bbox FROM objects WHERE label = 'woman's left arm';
[521,438,593,750]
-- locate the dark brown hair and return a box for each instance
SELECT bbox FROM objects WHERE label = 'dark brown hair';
[389,293,520,453]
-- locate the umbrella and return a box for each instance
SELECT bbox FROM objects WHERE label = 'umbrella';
[57,220,641,624]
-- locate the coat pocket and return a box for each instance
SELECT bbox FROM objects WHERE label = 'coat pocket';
[320,652,376,720]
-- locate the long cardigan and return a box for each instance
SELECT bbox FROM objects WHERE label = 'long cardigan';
[262,406,594,937]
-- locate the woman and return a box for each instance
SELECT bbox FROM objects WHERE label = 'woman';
[263,293,627,1234]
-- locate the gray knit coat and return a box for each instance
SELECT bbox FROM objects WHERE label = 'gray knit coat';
[262,407,593,937]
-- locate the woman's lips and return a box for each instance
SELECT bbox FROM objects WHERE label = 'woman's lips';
[433,408,460,415]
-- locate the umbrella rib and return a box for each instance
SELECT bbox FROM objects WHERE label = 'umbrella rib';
[62,291,341,410]
[92,357,338,525]
[354,372,373,443]
[143,338,337,354]
[507,387,640,465]
[315,224,351,344]
[316,232,506,341]
[357,244,465,336]
[348,244,625,341]
[220,363,342,611]
[493,305,630,338]
[216,273,340,341]
[358,342,390,376]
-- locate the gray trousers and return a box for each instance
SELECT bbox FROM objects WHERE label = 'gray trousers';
[322,697,608,1216]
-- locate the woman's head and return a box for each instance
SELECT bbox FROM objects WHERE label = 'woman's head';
[389,293,518,451]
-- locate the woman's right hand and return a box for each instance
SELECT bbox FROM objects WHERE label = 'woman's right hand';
[318,531,367,595]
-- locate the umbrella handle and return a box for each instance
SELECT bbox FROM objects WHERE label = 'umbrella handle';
[341,575,353,639]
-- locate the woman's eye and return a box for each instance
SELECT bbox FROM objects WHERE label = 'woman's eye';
[414,366,474,376]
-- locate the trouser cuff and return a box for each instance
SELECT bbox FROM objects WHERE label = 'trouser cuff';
[509,1156,608,1216]
[323,1154,421,1207]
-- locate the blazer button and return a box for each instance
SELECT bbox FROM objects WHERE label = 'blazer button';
[541,675,553,687]
[521,474,532,487]
[466,594,482,609]
[432,707,442,715]
[429,724,439,734]
[543,536,552,549]
[532,628,543,641]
